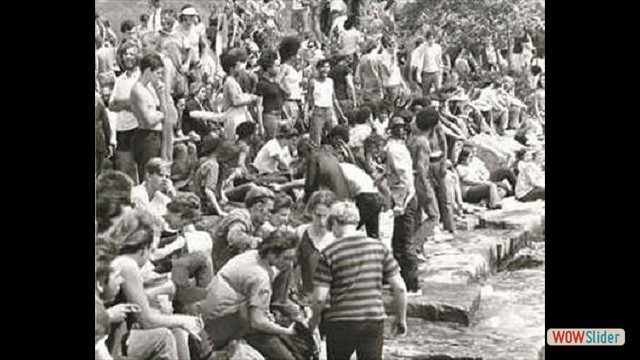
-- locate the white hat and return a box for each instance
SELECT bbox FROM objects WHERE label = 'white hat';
[181,7,198,16]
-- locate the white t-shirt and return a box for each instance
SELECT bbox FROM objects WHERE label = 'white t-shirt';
[252,139,292,174]
[339,29,362,55]
[110,69,140,132]
[340,163,378,195]
[421,43,443,73]
[330,0,348,13]
[131,183,173,218]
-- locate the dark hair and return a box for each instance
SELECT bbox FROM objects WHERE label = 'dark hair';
[118,228,155,254]
[257,50,278,71]
[356,106,372,124]
[257,230,297,258]
[121,19,136,33]
[139,52,163,74]
[344,15,356,30]
[279,36,302,63]
[96,171,134,233]
[272,193,293,214]
[328,125,350,144]
[140,14,150,22]
[297,137,313,159]
[515,148,529,161]
[220,51,240,74]
[236,121,257,139]
[145,157,168,176]
[415,108,440,131]
[306,190,337,215]
[166,192,202,221]
[381,34,394,48]
[457,147,473,165]
[316,59,331,69]
[106,209,162,253]
[426,31,434,40]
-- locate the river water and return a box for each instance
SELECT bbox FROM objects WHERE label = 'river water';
[383,242,545,360]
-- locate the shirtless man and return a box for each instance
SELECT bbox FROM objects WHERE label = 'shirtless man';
[131,52,166,179]
[413,108,455,237]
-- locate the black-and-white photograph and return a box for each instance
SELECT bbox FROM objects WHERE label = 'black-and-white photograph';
[95,1,545,358]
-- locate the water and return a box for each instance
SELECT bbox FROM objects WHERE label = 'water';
[383,242,545,360]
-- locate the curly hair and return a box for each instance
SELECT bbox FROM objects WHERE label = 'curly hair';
[278,36,301,63]
[105,209,163,254]
[116,41,140,71]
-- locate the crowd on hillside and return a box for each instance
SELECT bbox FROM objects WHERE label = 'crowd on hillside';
[95,1,545,359]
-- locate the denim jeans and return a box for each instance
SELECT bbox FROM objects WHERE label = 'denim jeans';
[310,107,333,147]
[355,192,382,238]
[325,320,384,360]
[463,183,501,209]
[421,71,442,97]
[127,328,178,360]
[392,195,419,292]
[428,161,455,233]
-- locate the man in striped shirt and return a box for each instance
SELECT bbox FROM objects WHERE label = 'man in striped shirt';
[310,201,408,359]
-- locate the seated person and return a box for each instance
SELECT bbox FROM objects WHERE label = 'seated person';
[515,149,545,202]
[455,147,503,210]
[193,138,240,216]
[95,236,179,360]
[131,158,176,221]
[170,141,199,191]
[157,192,215,313]
[96,170,135,235]
[514,115,544,147]
[211,186,276,271]
[260,193,296,235]
[199,230,312,359]
[252,125,298,175]
[108,209,208,360]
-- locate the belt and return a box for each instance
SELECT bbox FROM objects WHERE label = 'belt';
[263,110,282,115]
[285,99,302,103]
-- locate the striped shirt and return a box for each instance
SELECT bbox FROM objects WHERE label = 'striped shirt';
[314,236,400,322]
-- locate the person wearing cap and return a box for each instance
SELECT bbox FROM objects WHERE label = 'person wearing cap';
[385,116,420,292]
[252,125,297,175]
[220,49,260,140]
[176,5,208,82]
[108,209,208,360]
[309,200,407,359]
[256,50,286,140]
[210,186,276,271]
[356,38,384,103]
[131,158,176,222]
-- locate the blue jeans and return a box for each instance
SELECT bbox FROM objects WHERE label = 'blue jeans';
[310,107,333,147]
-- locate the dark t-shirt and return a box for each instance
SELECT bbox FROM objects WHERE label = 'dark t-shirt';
[256,76,285,112]
[237,69,258,94]
[329,64,351,101]
[304,148,352,202]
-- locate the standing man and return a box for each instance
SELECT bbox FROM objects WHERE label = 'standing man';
[148,0,164,33]
[110,42,142,183]
[385,117,420,292]
[416,31,444,97]
[310,201,407,360]
[130,52,166,180]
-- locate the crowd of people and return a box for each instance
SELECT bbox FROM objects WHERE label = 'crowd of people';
[95,1,545,359]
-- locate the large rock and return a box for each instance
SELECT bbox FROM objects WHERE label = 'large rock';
[384,283,481,326]
[468,134,525,174]
[478,198,545,234]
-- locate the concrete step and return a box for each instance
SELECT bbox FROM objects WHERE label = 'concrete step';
[478,199,545,234]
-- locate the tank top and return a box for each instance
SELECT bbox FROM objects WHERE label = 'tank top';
[313,78,334,108]
[281,63,303,100]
